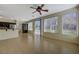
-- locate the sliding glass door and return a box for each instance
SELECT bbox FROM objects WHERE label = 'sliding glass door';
[35,19,41,35]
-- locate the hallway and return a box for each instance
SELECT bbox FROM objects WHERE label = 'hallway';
[0,33,79,54]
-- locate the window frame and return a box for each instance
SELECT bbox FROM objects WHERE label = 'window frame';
[62,10,78,36]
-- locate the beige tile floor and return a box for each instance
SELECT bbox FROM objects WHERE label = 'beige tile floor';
[0,33,79,54]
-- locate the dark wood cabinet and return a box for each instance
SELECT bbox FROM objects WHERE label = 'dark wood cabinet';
[22,24,28,33]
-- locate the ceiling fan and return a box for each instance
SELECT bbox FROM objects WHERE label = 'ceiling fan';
[30,4,48,15]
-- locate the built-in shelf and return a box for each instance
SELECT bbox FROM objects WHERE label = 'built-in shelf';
[0,22,16,31]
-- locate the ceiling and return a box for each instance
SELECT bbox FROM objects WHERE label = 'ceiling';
[0,4,77,22]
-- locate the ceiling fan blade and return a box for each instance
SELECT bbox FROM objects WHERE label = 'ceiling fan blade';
[40,4,44,8]
[38,11,42,15]
[30,7,37,9]
[42,9,48,12]
[32,11,37,13]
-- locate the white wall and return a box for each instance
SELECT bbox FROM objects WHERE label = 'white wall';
[0,30,19,40]
[0,18,16,23]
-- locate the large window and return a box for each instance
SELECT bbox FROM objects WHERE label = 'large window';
[28,22,33,30]
[50,17,58,32]
[62,11,77,35]
[35,20,41,34]
[44,19,50,32]
[35,20,40,30]
[44,17,58,33]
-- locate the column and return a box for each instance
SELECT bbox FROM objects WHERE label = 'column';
[32,20,35,34]
[77,9,79,37]
[76,7,79,37]
[57,15,62,34]
[40,19,44,36]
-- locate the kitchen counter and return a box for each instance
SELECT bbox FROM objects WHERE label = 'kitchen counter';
[0,29,19,40]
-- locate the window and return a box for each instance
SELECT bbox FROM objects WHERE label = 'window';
[35,20,40,30]
[62,11,77,35]
[35,19,41,34]
[28,22,32,30]
[44,19,50,32]
[44,17,58,33]
[50,17,58,32]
